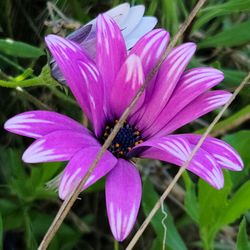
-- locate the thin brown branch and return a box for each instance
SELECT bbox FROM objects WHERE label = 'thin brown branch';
[211,113,250,137]
[125,72,250,250]
[38,0,207,249]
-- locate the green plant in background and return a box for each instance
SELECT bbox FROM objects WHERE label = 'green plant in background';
[0,0,250,250]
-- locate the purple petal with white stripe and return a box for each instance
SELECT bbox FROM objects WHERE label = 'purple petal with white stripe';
[110,54,145,118]
[148,90,232,137]
[96,14,127,117]
[4,111,89,139]
[136,43,196,131]
[45,35,105,137]
[145,68,224,137]
[22,130,99,163]
[106,159,142,241]
[59,146,117,200]
[135,136,224,189]
[179,134,243,171]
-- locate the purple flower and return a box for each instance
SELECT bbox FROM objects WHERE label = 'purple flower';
[4,14,243,241]
[51,3,157,83]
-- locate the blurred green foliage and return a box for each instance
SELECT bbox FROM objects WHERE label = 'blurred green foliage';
[0,0,250,249]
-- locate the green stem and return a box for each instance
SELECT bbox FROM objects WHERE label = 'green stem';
[114,240,119,250]
[0,65,58,88]
[0,76,44,88]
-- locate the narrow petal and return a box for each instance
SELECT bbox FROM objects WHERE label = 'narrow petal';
[96,14,127,117]
[148,90,232,138]
[45,35,105,137]
[124,17,158,49]
[128,29,170,125]
[110,54,145,118]
[136,43,196,131]
[106,159,142,241]
[179,134,243,171]
[145,68,224,137]
[105,3,130,25]
[22,130,99,163]
[135,136,224,189]
[59,146,117,199]
[4,111,89,139]
[120,5,145,37]
[50,25,93,84]
[129,29,170,77]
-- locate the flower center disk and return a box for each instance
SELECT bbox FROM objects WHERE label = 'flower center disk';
[102,121,143,158]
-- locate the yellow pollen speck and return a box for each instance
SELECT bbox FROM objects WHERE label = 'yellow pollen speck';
[128,147,132,151]
[119,151,124,155]
[115,143,120,148]
[135,131,140,135]
[104,132,108,136]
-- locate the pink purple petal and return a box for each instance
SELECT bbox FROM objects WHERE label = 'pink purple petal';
[45,35,105,137]
[4,111,89,139]
[135,136,224,189]
[105,159,142,241]
[22,130,99,163]
[110,54,145,118]
[96,14,127,117]
[179,134,243,171]
[136,43,196,131]
[148,90,232,138]
[145,68,224,137]
[59,146,117,199]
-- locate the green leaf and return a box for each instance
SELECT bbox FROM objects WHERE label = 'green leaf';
[237,218,250,250]
[0,38,45,58]
[198,20,250,48]
[194,0,250,30]
[223,131,250,167]
[198,172,232,249]
[195,105,250,137]
[182,172,199,223]
[223,69,248,88]
[219,181,250,226]
[142,178,187,250]
[161,0,179,35]
[223,131,250,184]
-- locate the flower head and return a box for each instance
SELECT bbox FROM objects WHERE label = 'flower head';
[4,14,243,241]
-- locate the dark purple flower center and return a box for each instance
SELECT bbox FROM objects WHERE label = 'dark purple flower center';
[101,121,143,158]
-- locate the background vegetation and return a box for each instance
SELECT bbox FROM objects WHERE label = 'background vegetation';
[0,0,250,249]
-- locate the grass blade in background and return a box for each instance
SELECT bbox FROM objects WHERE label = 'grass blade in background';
[143,178,187,250]
[0,39,44,58]
[193,0,250,30]
[236,218,250,250]
[198,20,250,48]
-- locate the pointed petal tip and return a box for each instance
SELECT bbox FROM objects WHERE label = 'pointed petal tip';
[3,117,13,131]
[130,4,145,13]
[45,34,60,46]
[186,42,197,52]
[106,160,142,241]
